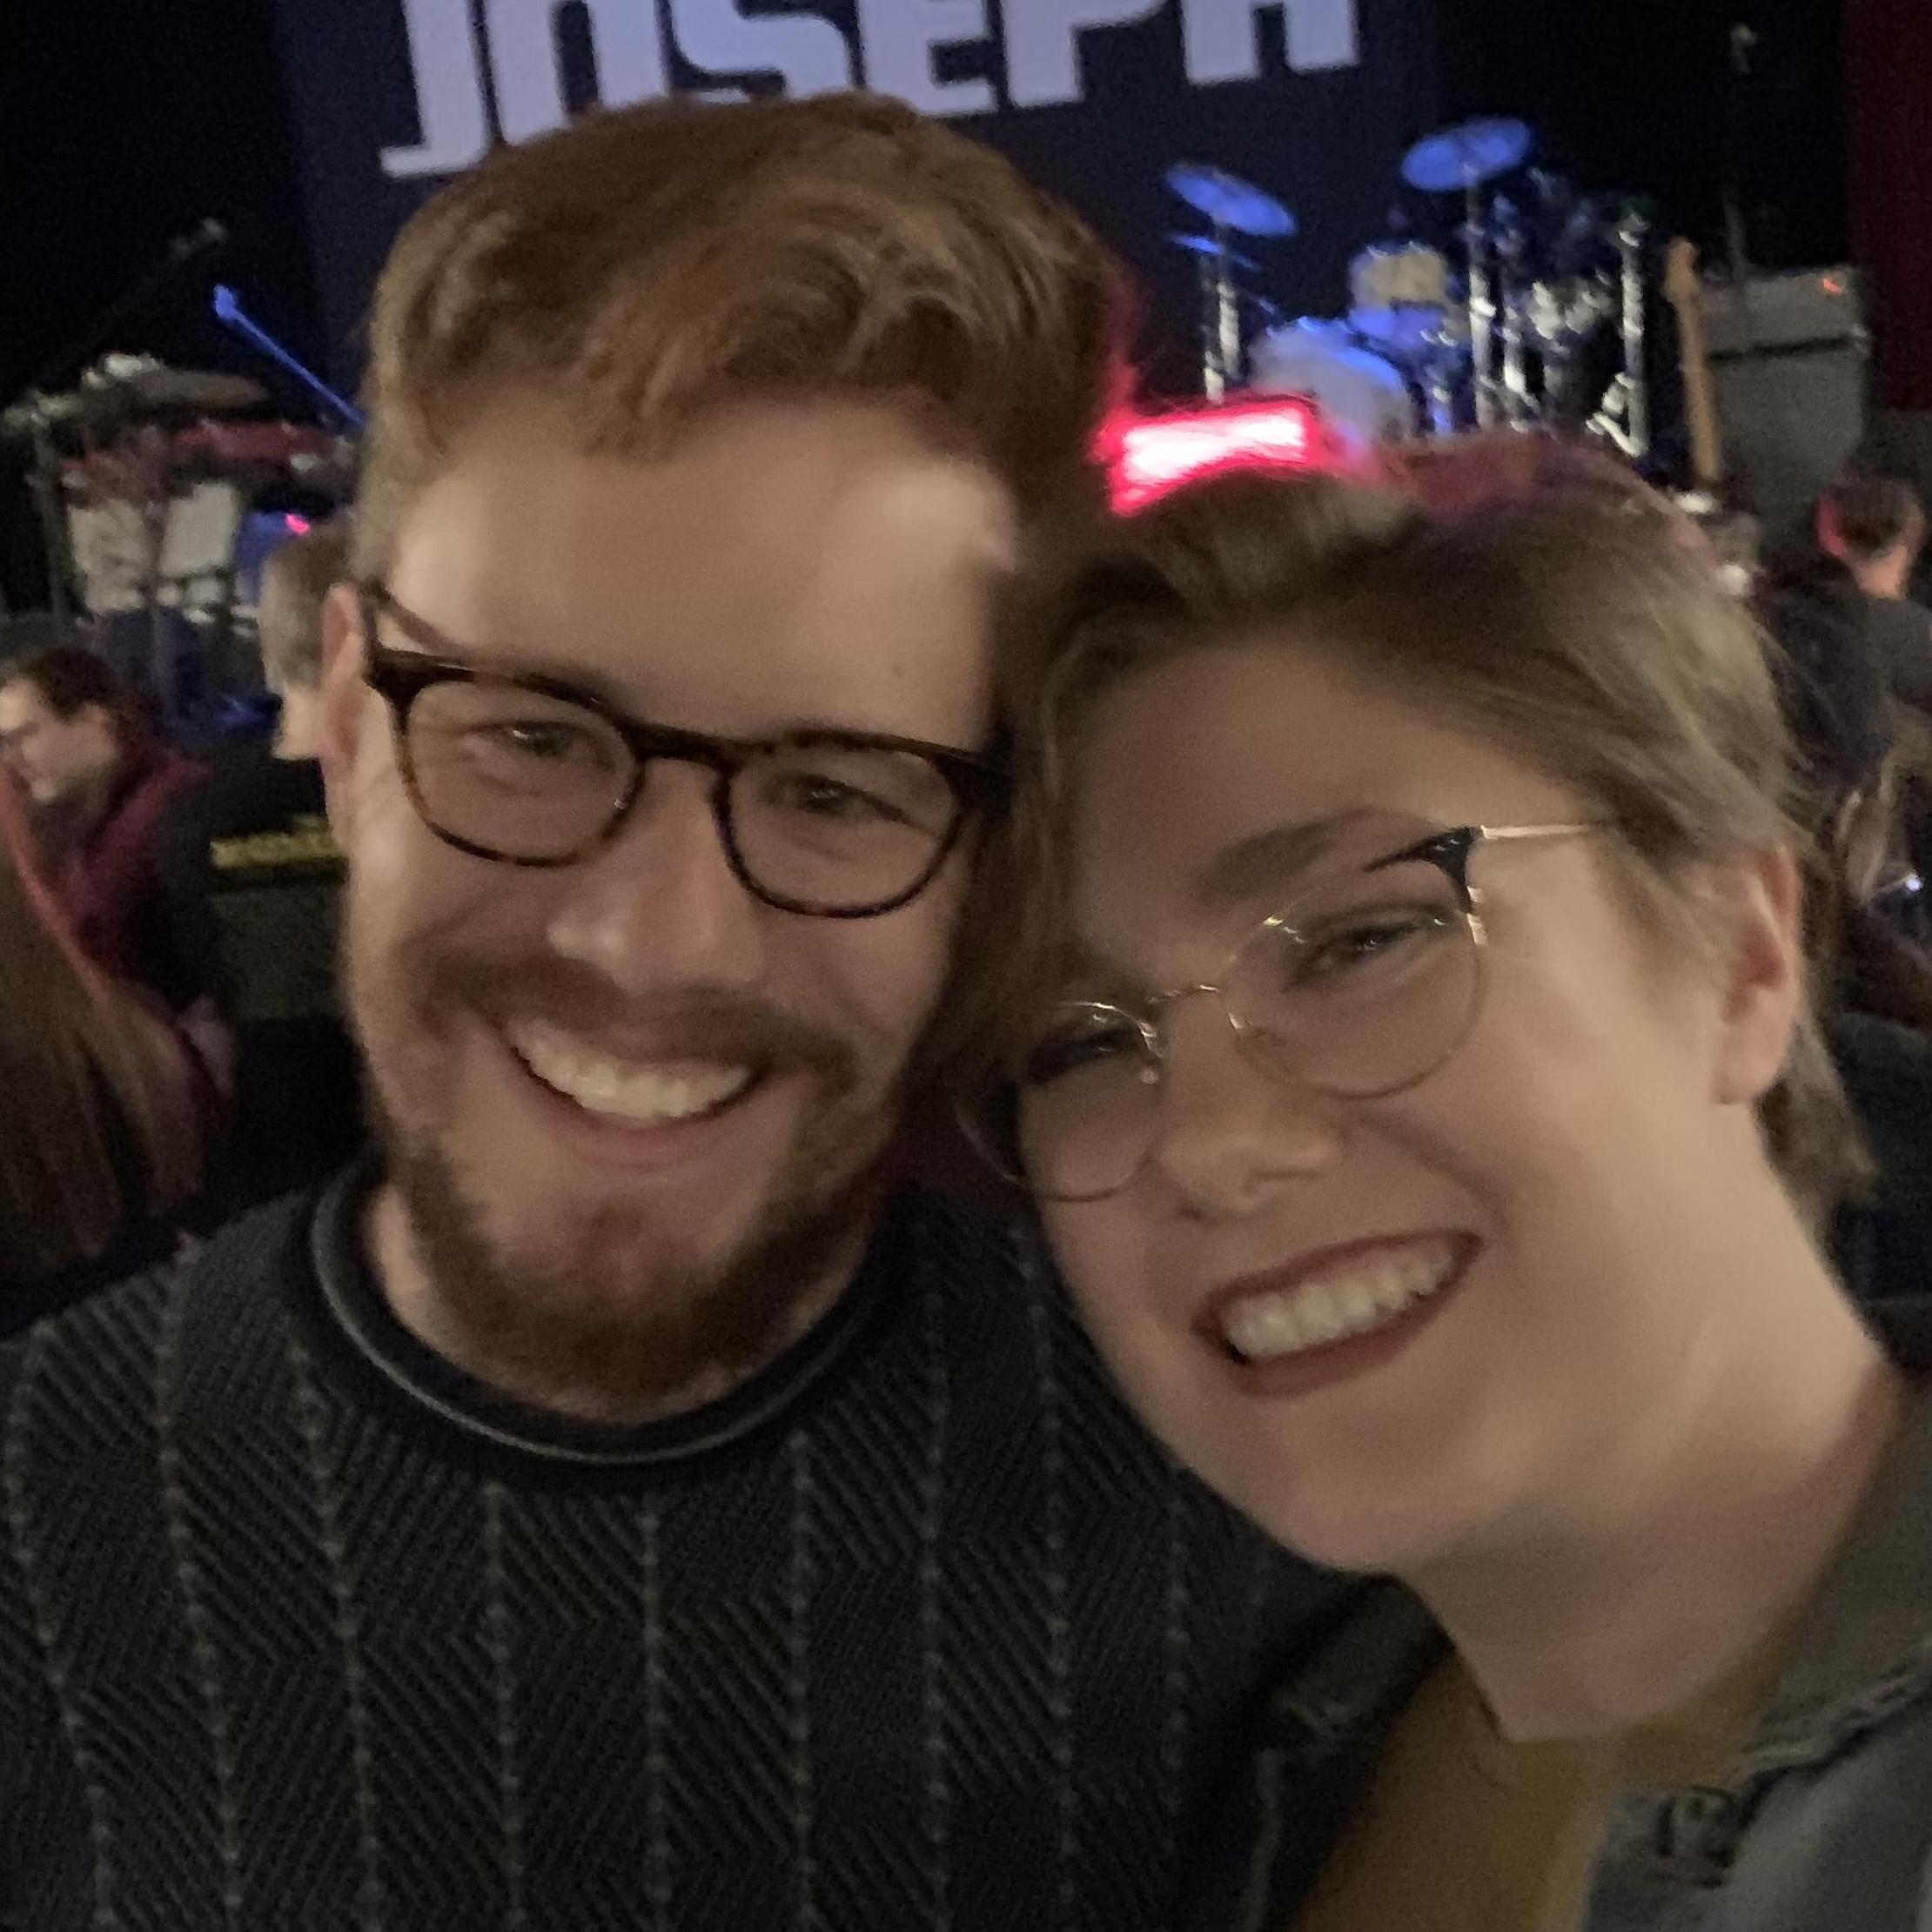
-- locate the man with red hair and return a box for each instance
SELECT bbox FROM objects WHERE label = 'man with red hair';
[0,95,1339,1931]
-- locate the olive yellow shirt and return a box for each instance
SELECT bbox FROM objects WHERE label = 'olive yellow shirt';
[1291,1640,1786,1932]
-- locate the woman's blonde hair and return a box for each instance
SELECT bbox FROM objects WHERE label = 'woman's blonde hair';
[956,465,1868,1226]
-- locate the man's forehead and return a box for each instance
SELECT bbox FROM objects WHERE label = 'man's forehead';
[385,401,1008,747]
[413,392,1010,526]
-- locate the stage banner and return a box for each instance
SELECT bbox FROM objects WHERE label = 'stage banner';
[270,0,1440,392]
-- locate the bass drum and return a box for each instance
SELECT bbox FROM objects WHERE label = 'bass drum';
[1248,319,1418,455]
[1349,240,1452,362]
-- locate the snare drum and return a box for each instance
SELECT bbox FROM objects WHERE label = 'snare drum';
[1349,241,1452,362]
[1248,319,1418,453]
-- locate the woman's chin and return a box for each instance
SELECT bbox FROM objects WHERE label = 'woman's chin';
[1237,1481,1483,1579]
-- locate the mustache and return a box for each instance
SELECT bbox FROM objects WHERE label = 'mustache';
[422,950,856,1080]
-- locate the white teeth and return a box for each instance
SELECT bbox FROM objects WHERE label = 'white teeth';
[1224,1297,1306,1360]
[1371,1265,1414,1314]
[1217,1238,1463,1365]
[1298,1287,1345,1343]
[1340,1279,1379,1329]
[509,1023,755,1125]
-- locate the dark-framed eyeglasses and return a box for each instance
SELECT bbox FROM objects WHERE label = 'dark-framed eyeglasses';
[357,583,1006,920]
[963,821,1607,1203]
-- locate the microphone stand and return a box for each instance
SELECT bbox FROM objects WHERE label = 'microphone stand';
[1721,23,1761,353]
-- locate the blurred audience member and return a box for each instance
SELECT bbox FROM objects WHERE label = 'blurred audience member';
[1820,476,1924,593]
[1757,567,1895,869]
[258,523,342,759]
[0,646,208,1014]
[1773,478,1932,943]
[1771,475,1932,717]
[159,521,363,1214]
[0,786,201,1334]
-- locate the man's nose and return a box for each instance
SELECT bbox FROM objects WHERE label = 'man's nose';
[545,761,767,993]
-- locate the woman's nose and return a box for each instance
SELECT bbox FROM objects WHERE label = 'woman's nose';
[1148,997,1345,1220]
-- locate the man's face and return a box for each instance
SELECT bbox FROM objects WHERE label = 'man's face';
[322,399,1014,1416]
[0,682,118,806]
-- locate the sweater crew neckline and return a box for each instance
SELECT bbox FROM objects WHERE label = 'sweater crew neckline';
[299,1157,911,1477]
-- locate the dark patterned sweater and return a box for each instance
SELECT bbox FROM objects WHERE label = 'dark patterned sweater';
[0,1169,1350,1931]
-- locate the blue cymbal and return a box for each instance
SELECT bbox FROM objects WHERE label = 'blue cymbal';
[1165,164,1298,238]
[1401,118,1534,193]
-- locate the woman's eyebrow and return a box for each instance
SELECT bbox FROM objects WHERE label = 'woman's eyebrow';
[1191,808,1387,912]
[1047,940,1153,1005]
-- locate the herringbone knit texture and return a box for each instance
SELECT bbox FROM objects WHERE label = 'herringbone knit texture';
[0,1171,1341,1931]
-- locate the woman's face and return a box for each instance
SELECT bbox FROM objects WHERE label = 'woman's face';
[1041,641,1798,1573]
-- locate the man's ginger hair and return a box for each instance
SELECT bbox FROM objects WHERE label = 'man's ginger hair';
[355,92,1125,578]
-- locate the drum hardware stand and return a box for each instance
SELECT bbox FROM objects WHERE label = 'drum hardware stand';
[1533,315,1586,433]
[1587,206,1653,461]
[136,431,177,715]
[1721,24,1763,353]
[1463,184,1502,430]
[1420,343,1463,439]
[4,400,82,626]
[1493,204,1538,429]
[1166,165,1296,406]
[1189,226,1248,402]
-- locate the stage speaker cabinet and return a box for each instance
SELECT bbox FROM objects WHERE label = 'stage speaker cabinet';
[1699,267,1871,530]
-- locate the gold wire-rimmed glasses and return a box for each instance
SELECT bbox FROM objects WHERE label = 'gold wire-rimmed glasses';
[963,822,1606,1203]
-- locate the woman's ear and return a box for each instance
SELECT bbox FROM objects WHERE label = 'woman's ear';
[1711,847,1807,1107]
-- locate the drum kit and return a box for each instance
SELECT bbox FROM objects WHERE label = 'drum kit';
[3,352,353,709]
[1164,117,1654,461]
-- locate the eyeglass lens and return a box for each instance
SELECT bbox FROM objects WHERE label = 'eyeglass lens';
[1006,854,1481,1201]
[400,675,963,912]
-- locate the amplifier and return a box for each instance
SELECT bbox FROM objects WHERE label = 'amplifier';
[1701,266,1868,359]
[1688,265,1872,527]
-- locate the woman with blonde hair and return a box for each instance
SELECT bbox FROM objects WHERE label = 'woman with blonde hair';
[964,464,1932,1929]
[1,781,201,1331]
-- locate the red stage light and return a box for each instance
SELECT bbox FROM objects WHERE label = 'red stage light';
[1100,397,1332,513]
[285,513,313,535]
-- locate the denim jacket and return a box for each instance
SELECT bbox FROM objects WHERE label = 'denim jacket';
[1191,1300,1932,1932]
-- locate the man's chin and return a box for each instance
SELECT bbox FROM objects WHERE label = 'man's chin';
[375,1101,892,1426]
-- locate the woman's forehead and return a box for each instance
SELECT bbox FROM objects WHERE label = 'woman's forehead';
[1059,808,1430,984]
[1065,647,1568,906]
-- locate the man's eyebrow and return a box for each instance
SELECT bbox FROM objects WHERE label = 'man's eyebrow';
[372,604,975,749]
[1192,809,1386,912]
[371,597,644,709]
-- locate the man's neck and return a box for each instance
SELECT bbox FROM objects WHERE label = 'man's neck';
[366,1179,874,1429]
[1408,1198,1908,1744]
[1852,556,1909,601]
[274,690,325,761]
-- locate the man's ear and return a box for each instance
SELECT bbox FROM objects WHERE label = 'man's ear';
[1712,846,1807,1107]
[319,583,368,839]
